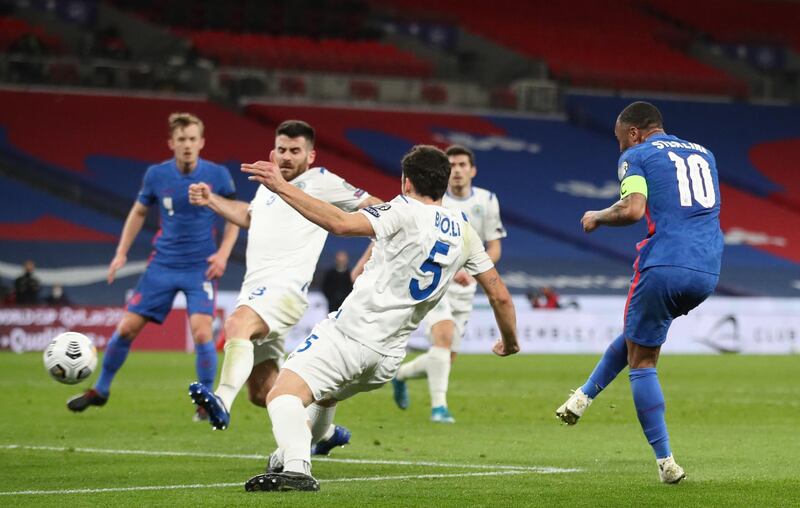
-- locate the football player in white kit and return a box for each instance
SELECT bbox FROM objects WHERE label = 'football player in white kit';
[392,145,506,423]
[187,121,381,456]
[239,145,519,492]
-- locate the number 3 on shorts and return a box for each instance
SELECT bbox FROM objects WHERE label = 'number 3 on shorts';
[296,334,319,353]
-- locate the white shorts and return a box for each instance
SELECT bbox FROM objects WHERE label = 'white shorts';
[236,280,308,364]
[422,291,474,352]
[282,318,403,402]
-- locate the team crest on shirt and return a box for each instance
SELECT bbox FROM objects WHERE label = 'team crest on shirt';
[293,181,307,190]
[618,161,629,181]
[471,205,483,217]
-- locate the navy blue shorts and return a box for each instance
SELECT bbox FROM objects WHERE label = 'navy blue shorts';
[126,264,216,324]
[623,266,718,348]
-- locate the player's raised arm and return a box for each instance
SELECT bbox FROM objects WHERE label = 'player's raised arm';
[108,201,148,284]
[474,267,519,356]
[242,160,374,237]
[581,193,647,233]
[189,182,251,229]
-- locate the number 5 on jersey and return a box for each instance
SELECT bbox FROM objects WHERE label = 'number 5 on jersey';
[668,151,716,208]
[410,240,450,301]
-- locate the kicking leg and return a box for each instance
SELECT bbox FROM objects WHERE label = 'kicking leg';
[556,334,629,425]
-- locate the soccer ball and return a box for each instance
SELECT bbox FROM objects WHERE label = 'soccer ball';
[43,332,97,385]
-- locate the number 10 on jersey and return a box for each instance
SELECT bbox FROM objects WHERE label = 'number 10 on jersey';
[668,151,716,208]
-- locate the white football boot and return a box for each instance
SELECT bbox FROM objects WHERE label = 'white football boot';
[657,455,686,484]
[555,388,592,425]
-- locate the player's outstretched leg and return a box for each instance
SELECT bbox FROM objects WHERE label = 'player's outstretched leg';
[188,382,230,430]
[67,331,132,412]
[556,334,627,425]
[392,353,428,409]
[629,368,684,483]
[426,346,454,423]
[214,338,255,416]
[258,394,318,491]
[308,402,351,456]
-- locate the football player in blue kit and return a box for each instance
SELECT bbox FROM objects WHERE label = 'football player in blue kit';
[68,113,240,420]
[556,101,722,483]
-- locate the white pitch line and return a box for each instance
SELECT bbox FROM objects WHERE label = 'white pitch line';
[0,471,530,497]
[1,444,581,474]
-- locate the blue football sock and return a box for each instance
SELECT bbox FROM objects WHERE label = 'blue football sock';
[94,332,133,397]
[195,341,218,390]
[629,367,671,459]
[580,334,628,399]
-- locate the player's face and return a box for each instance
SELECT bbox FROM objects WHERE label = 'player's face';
[274,135,316,181]
[448,154,476,188]
[615,119,639,152]
[168,124,204,168]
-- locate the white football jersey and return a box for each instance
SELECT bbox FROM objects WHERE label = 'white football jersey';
[333,195,494,357]
[244,167,369,289]
[440,186,506,297]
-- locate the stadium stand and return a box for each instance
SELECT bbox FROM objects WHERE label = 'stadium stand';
[647,0,800,49]
[377,0,747,95]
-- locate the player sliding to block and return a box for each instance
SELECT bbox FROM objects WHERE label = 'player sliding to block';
[240,144,519,492]
[556,101,722,484]
[187,120,381,457]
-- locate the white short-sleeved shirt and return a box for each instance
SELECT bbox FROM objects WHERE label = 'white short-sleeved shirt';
[440,186,506,297]
[244,167,369,289]
[333,195,494,357]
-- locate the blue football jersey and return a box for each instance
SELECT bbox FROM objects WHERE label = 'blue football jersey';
[137,158,236,268]
[618,133,723,275]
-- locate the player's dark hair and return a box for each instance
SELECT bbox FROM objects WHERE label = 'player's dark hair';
[276,120,315,147]
[445,144,475,167]
[168,112,204,136]
[619,101,663,130]
[401,145,451,200]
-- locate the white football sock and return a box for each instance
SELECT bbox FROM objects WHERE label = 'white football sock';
[307,403,336,444]
[267,394,311,475]
[214,338,254,412]
[427,346,451,408]
[396,352,429,381]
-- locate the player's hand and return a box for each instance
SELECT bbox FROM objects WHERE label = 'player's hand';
[581,211,600,233]
[107,253,127,284]
[189,182,211,206]
[206,252,227,279]
[241,154,286,192]
[492,337,520,357]
[453,269,474,286]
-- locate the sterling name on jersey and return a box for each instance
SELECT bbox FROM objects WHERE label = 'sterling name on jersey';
[245,167,368,288]
[618,133,723,275]
[333,195,495,357]
[137,158,236,269]
[441,186,506,296]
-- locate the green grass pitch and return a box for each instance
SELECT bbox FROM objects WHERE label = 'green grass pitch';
[1,352,798,506]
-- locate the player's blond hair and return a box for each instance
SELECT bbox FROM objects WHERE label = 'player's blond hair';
[168,112,204,136]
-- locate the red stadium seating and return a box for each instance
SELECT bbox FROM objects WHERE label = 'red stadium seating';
[0,16,64,53]
[180,30,432,78]
[377,0,746,96]
[648,0,800,49]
